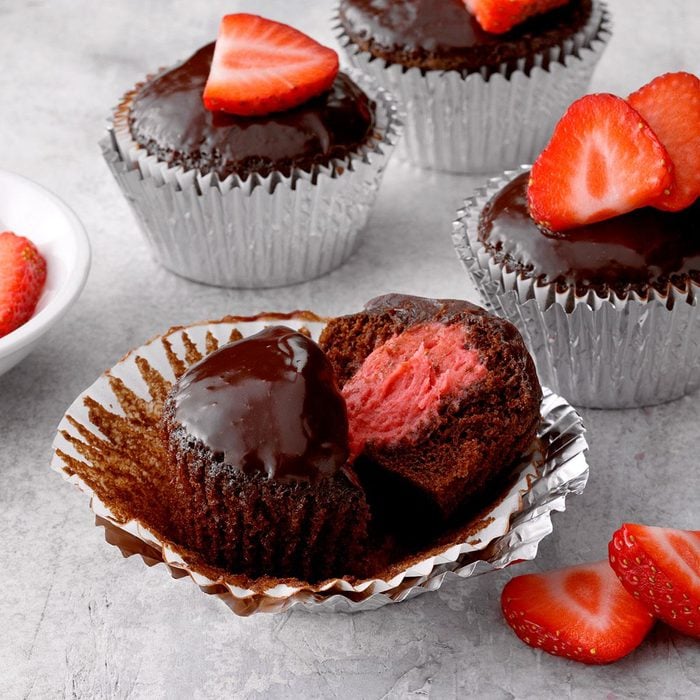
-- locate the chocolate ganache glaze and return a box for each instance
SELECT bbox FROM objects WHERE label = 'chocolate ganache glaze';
[479,172,700,295]
[129,43,375,179]
[167,326,350,482]
[338,0,596,73]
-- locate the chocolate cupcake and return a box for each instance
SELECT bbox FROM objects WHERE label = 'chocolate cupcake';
[128,44,376,181]
[335,0,610,173]
[454,166,700,407]
[162,326,370,581]
[102,14,401,288]
[320,294,542,520]
[454,71,700,408]
[479,171,700,298]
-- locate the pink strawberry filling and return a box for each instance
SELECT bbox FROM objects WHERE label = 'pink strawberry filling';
[343,323,486,456]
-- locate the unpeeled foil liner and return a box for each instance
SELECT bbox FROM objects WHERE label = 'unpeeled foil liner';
[51,313,588,615]
[453,165,700,408]
[101,69,402,288]
[334,2,611,174]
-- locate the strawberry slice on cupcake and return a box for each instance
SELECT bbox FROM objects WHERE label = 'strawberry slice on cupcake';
[203,14,339,117]
[527,72,699,231]
[464,0,571,35]
[527,94,673,231]
[628,72,700,212]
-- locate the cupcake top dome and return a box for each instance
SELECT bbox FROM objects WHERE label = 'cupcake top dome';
[337,0,598,73]
[165,326,350,483]
[128,14,376,179]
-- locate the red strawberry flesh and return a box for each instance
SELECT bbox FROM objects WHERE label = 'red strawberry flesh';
[203,14,339,117]
[464,0,570,35]
[501,560,654,664]
[528,93,673,231]
[0,231,48,339]
[609,523,700,639]
[628,72,700,212]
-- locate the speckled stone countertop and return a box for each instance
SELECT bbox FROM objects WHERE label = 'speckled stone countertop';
[1,1,698,698]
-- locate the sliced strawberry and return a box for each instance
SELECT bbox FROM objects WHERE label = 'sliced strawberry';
[501,560,654,664]
[528,94,673,231]
[202,14,339,117]
[628,72,700,212]
[464,0,569,35]
[0,231,47,339]
[609,523,700,639]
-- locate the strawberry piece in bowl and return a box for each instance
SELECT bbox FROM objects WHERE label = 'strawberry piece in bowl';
[463,0,570,35]
[609,523,700,639]
[0,231,47,339]
[501,560,654,664]
[628,72,700,212]
[203,13,339,117]
[528,93,673,231]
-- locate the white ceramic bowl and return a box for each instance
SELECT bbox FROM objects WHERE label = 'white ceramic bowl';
[0,169,90,377]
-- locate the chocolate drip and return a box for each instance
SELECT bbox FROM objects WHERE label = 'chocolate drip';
[129,43,375,179]
[169,326,350,482]
[478,171,700,294]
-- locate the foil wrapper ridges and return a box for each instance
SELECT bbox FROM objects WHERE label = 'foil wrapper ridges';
[102,71,402,288]
[51,315,589,616]
[335,2,611,174]
[453,165,700,408]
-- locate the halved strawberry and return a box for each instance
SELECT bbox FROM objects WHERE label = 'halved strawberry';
[464,0,569,35]
[609,523,700,639]
[202,14,339,117]
[628,72,700,212]
[528,94,673,231]
[501,560,654,664]
[0,231,47,339]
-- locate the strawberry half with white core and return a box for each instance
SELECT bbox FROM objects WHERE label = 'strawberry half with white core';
[463,0,570,35]
[609,523,700,639]
[528,93,673,231]
[501,560,654,664]
[628,72,700,212]
[202,14,339,117]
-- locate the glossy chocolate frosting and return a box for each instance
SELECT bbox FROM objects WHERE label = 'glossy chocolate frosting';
[169,326,350,482]
[479,172,700,295]
[129,43,375,179]
[338,0,595,72]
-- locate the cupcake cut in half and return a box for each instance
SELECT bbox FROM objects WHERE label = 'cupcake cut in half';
[320,295,542,521]
[162,326,370,581]
[160,294,542,581]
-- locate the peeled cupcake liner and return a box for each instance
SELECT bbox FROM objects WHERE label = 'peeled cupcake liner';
[334,2,611,174]
[51,313,589,616]
[453,165,700,408]
[100,69,403,288]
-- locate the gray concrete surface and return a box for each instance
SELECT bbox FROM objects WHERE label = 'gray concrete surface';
[0,0,698,697]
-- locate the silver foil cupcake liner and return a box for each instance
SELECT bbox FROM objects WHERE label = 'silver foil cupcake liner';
[335,2,610,174]
[51,313,589,616]
[101,70,402,288]
[453,166,700,408]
